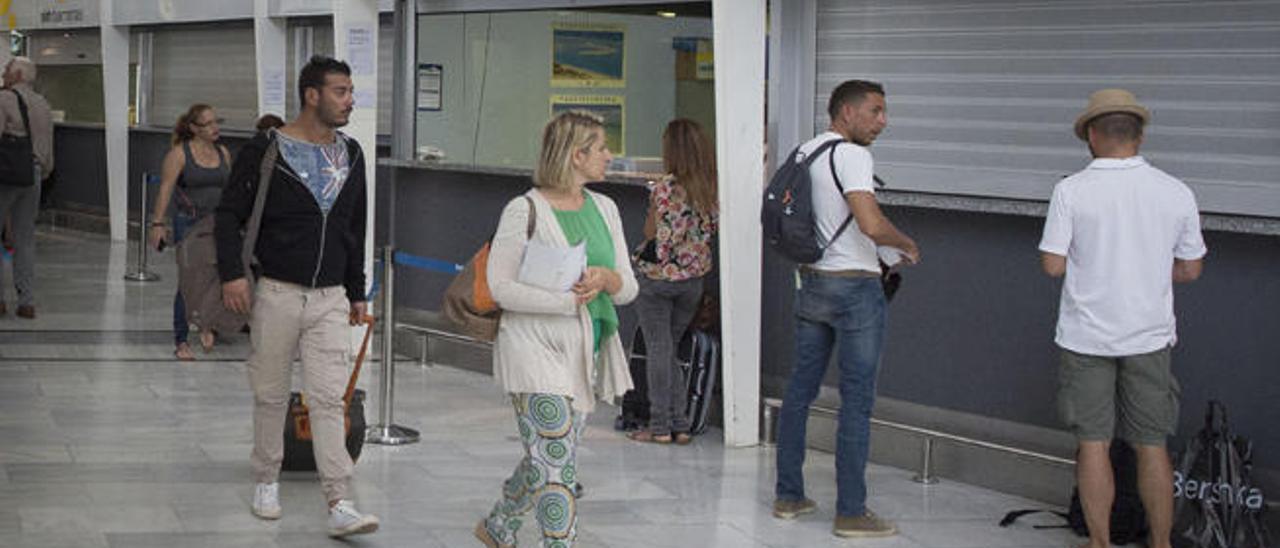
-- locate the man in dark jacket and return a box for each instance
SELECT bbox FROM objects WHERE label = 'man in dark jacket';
[214,56,377,538]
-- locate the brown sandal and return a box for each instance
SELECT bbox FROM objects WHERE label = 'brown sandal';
[627,430,673,444]
[473,519,514,548]
[673,432,693,445]
[174,342,196,361]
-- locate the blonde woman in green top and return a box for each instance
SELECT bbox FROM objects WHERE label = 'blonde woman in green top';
[476,111,639,548]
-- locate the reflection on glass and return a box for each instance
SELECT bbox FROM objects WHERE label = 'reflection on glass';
[414,4,714,177]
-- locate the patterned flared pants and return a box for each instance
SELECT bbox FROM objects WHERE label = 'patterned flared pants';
[484,393,584,547]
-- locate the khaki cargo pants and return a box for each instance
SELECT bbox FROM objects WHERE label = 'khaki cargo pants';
[248,277,353,504]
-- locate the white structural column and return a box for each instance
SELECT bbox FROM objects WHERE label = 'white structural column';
[766,0,817,171]
[332,0,379,302]
[713,0,767,447]
[99,0,130,242]
[254,0,289,119]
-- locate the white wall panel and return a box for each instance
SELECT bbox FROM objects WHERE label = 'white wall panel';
[815,0,1280,217]
[8,0,101,30]
[110,0,253,25]
[283,17,392,134]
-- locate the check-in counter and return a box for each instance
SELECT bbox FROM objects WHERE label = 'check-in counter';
[383,156,1280,505]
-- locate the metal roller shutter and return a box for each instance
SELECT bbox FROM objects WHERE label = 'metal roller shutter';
[151,24,258,130]
[814,0,1280,217]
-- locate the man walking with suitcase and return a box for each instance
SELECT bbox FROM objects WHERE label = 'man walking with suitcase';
[215,56,377,538]
[772,80,919,538]
[1040,89,1206,548]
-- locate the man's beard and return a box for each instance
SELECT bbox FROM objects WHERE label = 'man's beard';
[320,105,350,128]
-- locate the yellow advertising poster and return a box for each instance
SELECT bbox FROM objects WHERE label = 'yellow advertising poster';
[550,95,625,156]
[551,23,626,88]
[695,38,714,80]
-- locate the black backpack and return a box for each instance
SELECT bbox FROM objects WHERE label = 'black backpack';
[1067,442,1149,545]
[761,139,852,263]
[1000,442,1148,545]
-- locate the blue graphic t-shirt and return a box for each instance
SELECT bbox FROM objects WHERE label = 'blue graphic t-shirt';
[276,131,351,213]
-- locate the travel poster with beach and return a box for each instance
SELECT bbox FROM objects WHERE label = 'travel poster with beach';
[551,95,625,156]
[552,23,625,88]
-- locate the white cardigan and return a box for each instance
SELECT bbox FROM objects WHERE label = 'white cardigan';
[486,188,639,413]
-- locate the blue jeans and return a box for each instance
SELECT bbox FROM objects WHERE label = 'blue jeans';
[172,213,195,347]
[775,271,886,517]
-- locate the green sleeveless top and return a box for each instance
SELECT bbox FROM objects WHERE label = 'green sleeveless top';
[552,193,617,352]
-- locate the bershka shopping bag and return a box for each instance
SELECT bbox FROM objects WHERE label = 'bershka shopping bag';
[1172,400,1271,548]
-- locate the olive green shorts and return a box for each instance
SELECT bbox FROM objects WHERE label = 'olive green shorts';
[1057,346,1181,446]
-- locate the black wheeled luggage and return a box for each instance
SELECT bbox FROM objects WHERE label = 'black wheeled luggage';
[614,326,720,435]
[281,316,374,472]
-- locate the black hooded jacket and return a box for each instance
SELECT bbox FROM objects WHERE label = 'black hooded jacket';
[214,130,367,302]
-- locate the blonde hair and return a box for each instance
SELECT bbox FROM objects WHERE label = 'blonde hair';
[662,118,717,214]
[533,110,605,191]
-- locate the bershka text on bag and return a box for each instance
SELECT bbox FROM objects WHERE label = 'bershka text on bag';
[1174,471,1264,510]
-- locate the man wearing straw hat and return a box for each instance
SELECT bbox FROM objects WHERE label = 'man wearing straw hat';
[1039,89,1206,548]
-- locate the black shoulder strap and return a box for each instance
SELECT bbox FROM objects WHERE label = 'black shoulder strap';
[999,509,1071,529]
[823,140,854,249]
[799,138,842,168]
[9,89,31,141]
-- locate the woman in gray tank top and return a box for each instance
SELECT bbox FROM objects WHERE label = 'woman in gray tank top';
[149,104,231,361]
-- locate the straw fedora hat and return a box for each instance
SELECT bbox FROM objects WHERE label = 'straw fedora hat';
[1073,88,1150,141]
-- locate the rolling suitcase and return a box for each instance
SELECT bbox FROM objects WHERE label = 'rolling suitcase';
[614,325,720,435]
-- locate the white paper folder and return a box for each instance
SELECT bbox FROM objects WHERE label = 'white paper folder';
[518,240,586,293]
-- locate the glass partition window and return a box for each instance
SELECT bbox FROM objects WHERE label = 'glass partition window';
[414,5,714,173]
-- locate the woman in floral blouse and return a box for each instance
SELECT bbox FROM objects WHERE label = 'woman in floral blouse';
[628,118,718,444]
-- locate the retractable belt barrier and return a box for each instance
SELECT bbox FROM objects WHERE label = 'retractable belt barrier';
[366,246,462,446]
[392,250,462,275]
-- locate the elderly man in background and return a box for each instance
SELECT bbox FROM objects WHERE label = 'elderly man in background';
[0,56,54,319]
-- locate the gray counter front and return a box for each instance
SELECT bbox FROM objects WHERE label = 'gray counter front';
[385,160,1280,499]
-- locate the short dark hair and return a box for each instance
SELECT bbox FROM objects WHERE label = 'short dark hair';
[1089,112,1144,142]
[255,113,285,132]
[297,55,351,107]
[827,80,885,120]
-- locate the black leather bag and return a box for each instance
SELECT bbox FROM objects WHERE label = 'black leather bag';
[280,317,374,472]
[0,90,34,187]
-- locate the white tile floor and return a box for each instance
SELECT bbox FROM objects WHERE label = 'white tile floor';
[0,230,1086,547]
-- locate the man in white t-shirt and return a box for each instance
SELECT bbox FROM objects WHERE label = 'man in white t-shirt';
[772,80,919,539]
[1039,89,1206,548]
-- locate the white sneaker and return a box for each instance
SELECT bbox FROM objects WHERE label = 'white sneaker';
[327,500,379,538]
[251,482,282,520]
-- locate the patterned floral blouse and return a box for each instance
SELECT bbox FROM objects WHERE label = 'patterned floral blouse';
[634,176,718,281]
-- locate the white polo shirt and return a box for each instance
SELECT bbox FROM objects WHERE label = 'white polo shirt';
[1039,156,1207,356]
[800,131,880,273]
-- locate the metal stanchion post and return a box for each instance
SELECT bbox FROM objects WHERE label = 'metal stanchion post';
[366,246,420,445]
[124,173,160,282]
[760,400,778,446]
[912,437,940,485]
